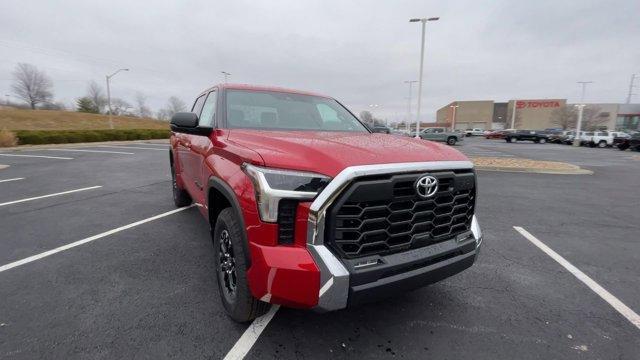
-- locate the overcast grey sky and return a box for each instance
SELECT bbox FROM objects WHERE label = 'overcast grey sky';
[1,0,638,121]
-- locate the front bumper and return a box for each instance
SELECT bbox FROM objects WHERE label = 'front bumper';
[246,161,482,311]
[306,161,482,312]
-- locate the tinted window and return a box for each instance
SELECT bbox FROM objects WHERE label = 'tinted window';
[191,94,206,116]
[199,91,217,127]
[226,90,368,132]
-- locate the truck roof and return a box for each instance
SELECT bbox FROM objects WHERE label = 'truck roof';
[200,83,331,99]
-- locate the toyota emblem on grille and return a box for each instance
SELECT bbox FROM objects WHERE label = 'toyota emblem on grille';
[416,175,438,198]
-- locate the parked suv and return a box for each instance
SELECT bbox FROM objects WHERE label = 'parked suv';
[169,84,482,322]
[505,130,549,143]
[419,127,464,145]
[615,132,640,151]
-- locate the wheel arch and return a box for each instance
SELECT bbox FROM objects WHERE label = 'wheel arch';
[207,176,252,267]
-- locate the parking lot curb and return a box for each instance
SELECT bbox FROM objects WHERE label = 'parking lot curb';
[475,165,593,175]
[0,164,8,170]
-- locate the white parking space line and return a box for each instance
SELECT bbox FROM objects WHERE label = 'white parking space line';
[0,186,102,207]
[0,177,25,183]
[96,145,167,151]
[0,153,73,160]
[223,305,280,360]
[46,149,134,155]
[0,205,193,273]
[514,226,640,330]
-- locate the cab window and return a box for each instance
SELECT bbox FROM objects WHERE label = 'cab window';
[199,91,217,127]
[191,94,206,116]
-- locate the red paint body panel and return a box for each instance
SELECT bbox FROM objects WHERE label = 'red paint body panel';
[226,130,469,177]
[246,243,320,308]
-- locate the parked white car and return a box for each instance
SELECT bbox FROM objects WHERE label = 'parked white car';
[589,131,630,148]
[465,128,485,137]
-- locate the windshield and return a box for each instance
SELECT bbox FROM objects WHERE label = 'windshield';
[226,90,368,132]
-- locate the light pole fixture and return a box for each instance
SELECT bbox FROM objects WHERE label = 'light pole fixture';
[106,68,129,130]
[221,71,231,83]
[577,81,593,103]
[449,104,459,131]
[409,16,440,138]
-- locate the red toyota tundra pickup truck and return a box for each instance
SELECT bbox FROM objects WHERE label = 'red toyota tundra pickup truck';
[169,84,482,322]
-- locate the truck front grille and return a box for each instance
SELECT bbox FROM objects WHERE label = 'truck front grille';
[326,170,475,258]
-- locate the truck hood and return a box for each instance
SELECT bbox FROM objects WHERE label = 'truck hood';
[227,130,469,177]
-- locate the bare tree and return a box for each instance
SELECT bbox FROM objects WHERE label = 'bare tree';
[11,63,53,109]
[582,106,607,131]
[550,106,577,130]
[359,110,373,125]
[134,92,152,118]
[110,98,132,116]
[156,109,171,121]
[162,96,186,118]
[87,81,107,114]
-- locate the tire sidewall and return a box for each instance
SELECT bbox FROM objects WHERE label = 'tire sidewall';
[213,208,265,322]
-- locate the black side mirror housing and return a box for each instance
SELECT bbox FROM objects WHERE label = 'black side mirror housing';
[170,112,212,136]
[171,112,198,128]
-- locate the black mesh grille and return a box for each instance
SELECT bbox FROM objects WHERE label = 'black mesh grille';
[277,200,297,245]
[326,170,475,258]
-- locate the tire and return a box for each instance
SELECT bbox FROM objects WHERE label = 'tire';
[506,137,512,143]
[538,138,547,144]
[171,162,191,207]
[597,140,607,148]
[446,137,457,146]
[618,144,629,151]
[213,208,270,323]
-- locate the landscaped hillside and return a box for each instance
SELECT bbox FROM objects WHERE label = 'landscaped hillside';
[0,108,169,130]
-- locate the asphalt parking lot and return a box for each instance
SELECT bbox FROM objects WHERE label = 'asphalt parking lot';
[1,139,639,359]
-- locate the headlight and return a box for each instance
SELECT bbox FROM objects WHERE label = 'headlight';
[242,163,331,222]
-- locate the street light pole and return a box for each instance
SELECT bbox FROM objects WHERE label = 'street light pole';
[221,71,231,83]
[573,81,593,146]
[450,104,459,131]
[410,17,439,138]
[105,68,129,130]
[626,74,637,104]
[577,81,593,103]
[510,100,517,129]
[404,80,417,133]
[573,104,585,147]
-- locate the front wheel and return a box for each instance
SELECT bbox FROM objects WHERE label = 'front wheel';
[214,208,270,323]
[171,163,191,207]
[446,137,457,146]
[597,140,607,148]
[618,144,629,151]
[538,138,547,144]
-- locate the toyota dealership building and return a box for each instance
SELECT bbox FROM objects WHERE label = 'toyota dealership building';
[435,99,640,131]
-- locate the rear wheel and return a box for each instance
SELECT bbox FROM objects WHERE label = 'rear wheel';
[618,144,629,151]
[539,138,547,144]
[446,137,457,146]
[597,140,607,148]
[214,208,269,323]
[171,162,191,207]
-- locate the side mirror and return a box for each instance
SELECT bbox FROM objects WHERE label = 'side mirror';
[170,112,213,136]
[170,112,198,128]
